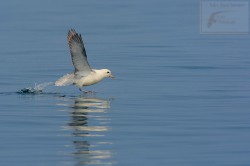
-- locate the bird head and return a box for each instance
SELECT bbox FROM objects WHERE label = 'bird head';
[102,69,115,79]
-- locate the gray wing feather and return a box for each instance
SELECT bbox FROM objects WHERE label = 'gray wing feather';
[68,29,92,75]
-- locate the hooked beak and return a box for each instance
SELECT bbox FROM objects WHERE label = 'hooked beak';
[110,74,115,79]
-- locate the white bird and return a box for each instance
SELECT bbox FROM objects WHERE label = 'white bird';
[55,29,114,92]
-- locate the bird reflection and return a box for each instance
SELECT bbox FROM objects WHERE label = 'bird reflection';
[67,96,113,165]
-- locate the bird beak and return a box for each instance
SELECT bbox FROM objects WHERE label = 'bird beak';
[110,74,115,79]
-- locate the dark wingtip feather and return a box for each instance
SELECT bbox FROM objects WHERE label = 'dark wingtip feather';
[68,28,77,43]
[67,28,83,45]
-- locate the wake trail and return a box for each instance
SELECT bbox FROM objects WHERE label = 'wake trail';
[18,82,55,94]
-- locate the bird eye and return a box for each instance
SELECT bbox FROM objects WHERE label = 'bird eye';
[107,71,110,74]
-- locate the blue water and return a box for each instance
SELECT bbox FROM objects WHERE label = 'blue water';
[1,0,250,165]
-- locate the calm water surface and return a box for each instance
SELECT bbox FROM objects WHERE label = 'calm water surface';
[0,0,250,166]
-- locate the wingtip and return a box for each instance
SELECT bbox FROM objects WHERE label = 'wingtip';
[67,28,84,45]
[67,28,77,41]
[68,28,76,34]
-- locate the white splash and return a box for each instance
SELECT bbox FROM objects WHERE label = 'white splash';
[18,82,54,94]
[34,82,54,91]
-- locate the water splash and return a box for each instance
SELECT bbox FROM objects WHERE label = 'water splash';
[17,82,54,94]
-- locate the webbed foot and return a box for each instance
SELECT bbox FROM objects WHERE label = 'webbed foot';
[79,88,96,94]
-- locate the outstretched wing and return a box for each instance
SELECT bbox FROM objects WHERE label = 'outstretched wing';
[67,29,92,75]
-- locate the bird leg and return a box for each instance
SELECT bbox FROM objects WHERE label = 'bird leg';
[79,88,96,94]
[79,88,88,93]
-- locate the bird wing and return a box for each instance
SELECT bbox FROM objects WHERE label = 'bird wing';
[67,29,92,75]
[55,73,75,86]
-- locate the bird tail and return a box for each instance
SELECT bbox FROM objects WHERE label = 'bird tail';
[55,73,75,86]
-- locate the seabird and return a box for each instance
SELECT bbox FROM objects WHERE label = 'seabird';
[55,29,114,92]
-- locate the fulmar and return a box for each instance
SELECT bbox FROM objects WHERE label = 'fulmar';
[55,29,114,92]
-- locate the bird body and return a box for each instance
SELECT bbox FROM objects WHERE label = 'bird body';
[55,29,114,92]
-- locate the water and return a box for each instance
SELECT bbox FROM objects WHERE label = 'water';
[1,0,250,165]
